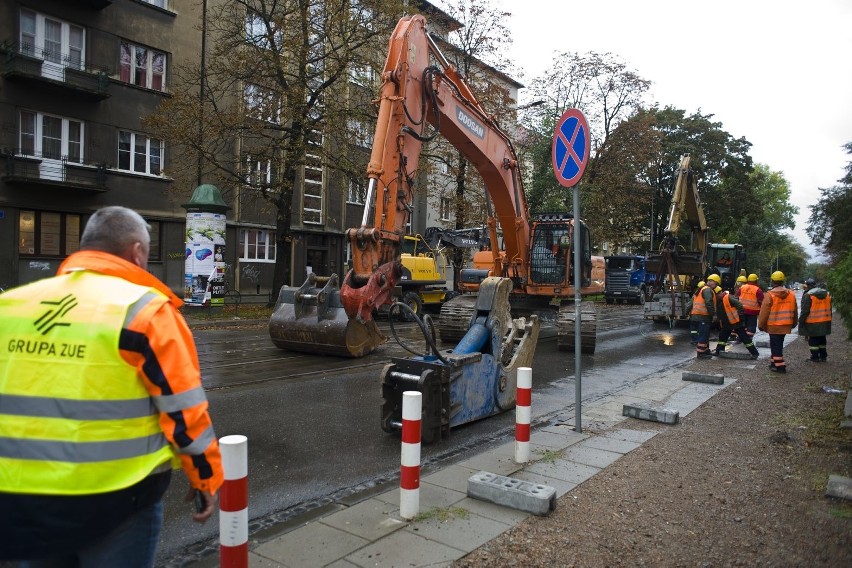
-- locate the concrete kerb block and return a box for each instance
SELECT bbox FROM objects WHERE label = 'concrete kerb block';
[622,403,679,425]
[467,471,556,516]
[826,475,852,501]
[718,351,755,360]
[682,371,725,385]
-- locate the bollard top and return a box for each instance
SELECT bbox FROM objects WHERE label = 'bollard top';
[220,434,248,445]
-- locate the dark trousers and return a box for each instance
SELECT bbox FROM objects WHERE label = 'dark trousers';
[743,314,758,336]
[717,326,754,351]
[689,320,699,343]
[808,335,827,360]
[769,334,787,369]
[695,321,711,356]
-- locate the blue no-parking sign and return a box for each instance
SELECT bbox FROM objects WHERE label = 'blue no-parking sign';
[551,109,590,188]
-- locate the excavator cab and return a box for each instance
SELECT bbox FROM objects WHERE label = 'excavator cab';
[528,215,591,288]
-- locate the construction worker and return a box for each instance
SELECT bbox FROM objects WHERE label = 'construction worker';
[734,274,747,293]
[757,270,798,373]
[690,274,720,358]
[686,280,705,344]
[714,283,760,359]
[798,278,832,362]
[737,273,764,336]
[0,207,223,565]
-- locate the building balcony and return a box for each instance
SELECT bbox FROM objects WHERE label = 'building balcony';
[2,43,111,100]
[2,150,108,192]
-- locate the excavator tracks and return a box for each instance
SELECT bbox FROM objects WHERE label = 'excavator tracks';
[556,301,597,354]
[437,295,478,344]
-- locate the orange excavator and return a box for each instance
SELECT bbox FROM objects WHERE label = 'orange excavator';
[269,14,602,362]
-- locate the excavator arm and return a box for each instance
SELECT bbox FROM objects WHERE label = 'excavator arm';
[341,14,530,324]
[664,154,709,255]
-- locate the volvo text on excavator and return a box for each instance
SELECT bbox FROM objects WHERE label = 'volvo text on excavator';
[269,15,600,442]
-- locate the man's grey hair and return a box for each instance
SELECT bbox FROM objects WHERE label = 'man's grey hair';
[80,206,151,256]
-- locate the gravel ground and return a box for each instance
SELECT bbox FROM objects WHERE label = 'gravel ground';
[456,322,852,567]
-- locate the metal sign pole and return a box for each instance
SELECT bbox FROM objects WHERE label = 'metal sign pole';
[573,186,582,433]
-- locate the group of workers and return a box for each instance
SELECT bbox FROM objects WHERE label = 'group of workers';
[689,270,833,373]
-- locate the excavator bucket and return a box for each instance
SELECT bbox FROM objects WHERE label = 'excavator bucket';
[269,273,386,358]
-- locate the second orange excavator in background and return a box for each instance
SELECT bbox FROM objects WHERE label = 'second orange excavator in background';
[269,15,603,441]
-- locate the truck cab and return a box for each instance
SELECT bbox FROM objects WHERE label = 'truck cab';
[604,255,651,304]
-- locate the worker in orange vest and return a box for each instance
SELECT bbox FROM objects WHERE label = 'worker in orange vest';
[757,271,798,373]
[798,278,832,362]
[690,274,720,359]
[713,284,760,359]
[686,280,705,344]
[737,273,764,336]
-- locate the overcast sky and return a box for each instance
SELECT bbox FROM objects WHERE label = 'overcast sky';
[434,0,852,261]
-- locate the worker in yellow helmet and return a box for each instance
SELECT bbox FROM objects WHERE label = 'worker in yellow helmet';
[690,274,720,358]
[758,270,798,373]
[737,274,764,336]
[686,280,705,344]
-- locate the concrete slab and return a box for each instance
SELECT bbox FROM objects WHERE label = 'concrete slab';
[344,528,463,567]
[455,496,530,526]
[324,559,361,568]
[528,428,585,450]
[524,457,601,485]
[513,470,577,498]
[826,475,852,500]
[538,425,589,445]
[320,498,406,541]
[563,444,624,468]
[581,435,641,455]
[603,428,659,444]
[467,471,556,516]
[422,464,479,494]
[403,506,513,551]
[718,351,755,360]
[622,403,679,424]
[248,551,289,567]
[455,441,524,476]
[375,480,467,510]
[682,371,725,384]
[253,521,368,567]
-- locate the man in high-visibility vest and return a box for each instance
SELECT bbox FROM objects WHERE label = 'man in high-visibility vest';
[686,280,705,344]
[0,207,223,565]
[690,274,720,359]
[757,271,798,373]
[713,283,760,359]
[798,278,832,362]
[737,273,764,337]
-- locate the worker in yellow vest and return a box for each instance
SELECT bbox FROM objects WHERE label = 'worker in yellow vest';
[0,207,223,565]
[758,271,798,373]
[798,278,832,362]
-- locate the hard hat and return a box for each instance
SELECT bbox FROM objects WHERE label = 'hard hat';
[748,273,758,282]
[736,275,747,283]
[771,270,785,282]
[696,281,705,289]
[804,277,816,287]
[707,273,722,284]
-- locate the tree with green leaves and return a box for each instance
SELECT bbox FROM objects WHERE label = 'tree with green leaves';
[807,142,852,263]
[144,0,404,296]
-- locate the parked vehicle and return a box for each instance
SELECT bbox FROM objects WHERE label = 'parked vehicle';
[604,255,652,305]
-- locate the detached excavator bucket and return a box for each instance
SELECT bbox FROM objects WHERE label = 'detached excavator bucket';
[269,273,386,358]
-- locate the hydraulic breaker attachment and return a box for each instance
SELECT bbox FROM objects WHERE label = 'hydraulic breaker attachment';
[381,277,540,443]
[269,273,386,358]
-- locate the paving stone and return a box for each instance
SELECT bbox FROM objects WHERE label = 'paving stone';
[375,479,466,510]
[467,471,556,516]
[682,371,725,384]
[524,457,601,485]
[422,464,479,494]
[581,435,641,455]
[455,496,530,525]
[622,403,679,424]
[826,475,852,500]
[603,428,659,444]
[404,506,512,551]
[320,498,406,541]
[563,444,623,468]
[253,521,368,567]
[455,442,524,476]
[344,529,463,567]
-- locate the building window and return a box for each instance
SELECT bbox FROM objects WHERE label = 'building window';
[19,110,83,162]
[19,9,85,72]
[243,155,278,188]
[239,229,276,262]
[119,41,166,91]
[348,179,366,204]
[349,64,375,87]
[439,196,452,221]
[118,131,162,175]
[303,129,323,224]
[347,118,372,148]
[147,220,161,261]
[245,10,282,50]
[244,83,281,124]
[19,210,81,257]
[141,0,168,8]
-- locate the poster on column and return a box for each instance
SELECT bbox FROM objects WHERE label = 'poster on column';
[184,212,226,306]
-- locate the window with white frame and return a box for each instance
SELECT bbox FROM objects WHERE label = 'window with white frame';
[141,0,168,8]
[348,179,366,204]
[244,155,278,188]
[244,83,281,124]
[239,229,276,262]
[118,131,162,175]
[303,129,323,224]
[19,110,83,162]
[349,64,375,87]
[347,118,372,148]
[439,196,452,221]
[119,41,166,91]
[19,9,85,71]
[245,10,282,50]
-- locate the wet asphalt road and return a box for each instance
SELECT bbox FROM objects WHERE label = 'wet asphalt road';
[156,303,696,566]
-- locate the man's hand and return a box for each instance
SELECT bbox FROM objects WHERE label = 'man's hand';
[185,488,217,523]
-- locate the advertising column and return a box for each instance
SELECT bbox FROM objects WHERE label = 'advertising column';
[182,184,231,307]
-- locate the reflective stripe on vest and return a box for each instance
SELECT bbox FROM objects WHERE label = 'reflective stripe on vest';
[720,292,741,325]
[767,291,796,326]
[0,271,176,496]
[806,294,832,324]
[738,283,760,311]
[690,286,715,316]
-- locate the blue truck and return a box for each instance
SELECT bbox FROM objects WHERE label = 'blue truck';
[604,255,653,305]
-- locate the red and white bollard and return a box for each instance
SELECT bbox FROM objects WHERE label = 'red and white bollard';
[399,391,422,519]
[515,367,532,463]
[219,434,248,568]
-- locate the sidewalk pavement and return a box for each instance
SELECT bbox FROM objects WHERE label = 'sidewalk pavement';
[190,339,767,568]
